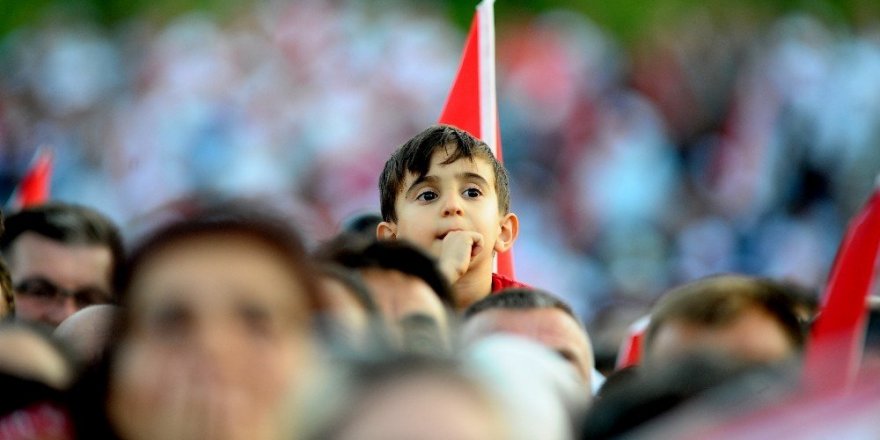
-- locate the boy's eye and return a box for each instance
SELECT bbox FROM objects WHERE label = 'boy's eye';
[416,190,438,202]
[463,188,482,198]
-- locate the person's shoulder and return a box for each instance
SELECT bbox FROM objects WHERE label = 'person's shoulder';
[490,273,529,293]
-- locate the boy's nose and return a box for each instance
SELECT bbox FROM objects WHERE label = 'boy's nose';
[441,196,464,217]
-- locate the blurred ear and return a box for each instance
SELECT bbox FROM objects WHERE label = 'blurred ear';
[494,213,519,253]
[377,221,397,240]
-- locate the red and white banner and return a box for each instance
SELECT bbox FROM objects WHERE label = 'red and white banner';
[439,0,515,278]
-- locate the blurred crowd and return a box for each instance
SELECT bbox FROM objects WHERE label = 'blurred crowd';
[1,2,880,434]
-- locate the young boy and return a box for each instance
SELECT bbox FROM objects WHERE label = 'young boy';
[377,125,523,310]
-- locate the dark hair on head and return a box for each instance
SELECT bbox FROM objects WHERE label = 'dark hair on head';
[317,263,378,314]
[316,234,454,308]
[342,212,383,238]
[0,202,124,285]
[463,287,580,325]
[0,258,13,315]
[581,353,796,439]
[863,297,880,355]
[115,203,321,326]
[644,275,807,354]
[379,125,510,223]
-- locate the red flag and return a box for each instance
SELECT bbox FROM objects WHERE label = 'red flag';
[616,316,650,369]
[439,0,515,277]
[9,149,53,209]
[803,179,880,393]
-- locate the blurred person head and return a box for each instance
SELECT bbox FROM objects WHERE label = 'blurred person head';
[865,296,880,365]
[318,235,452,353]
[315,263,384,351]
[0,322,77,439]
[462,335,590,440]
[0,257,13,318]
[310,354,506,440]
[53,304,119,367]
[580,353,795,440]
[644,275,806,368]
[341,212,383,241]
[778,280,819,324]
[106,204,321,440]
[461,288,595,391]
[377,125,519,309]
[0,321,74,390]
[0,203,123,327]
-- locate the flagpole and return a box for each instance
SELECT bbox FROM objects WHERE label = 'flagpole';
[477,0,497,157]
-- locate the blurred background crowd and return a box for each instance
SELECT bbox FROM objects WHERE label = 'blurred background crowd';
[2,0,880,369]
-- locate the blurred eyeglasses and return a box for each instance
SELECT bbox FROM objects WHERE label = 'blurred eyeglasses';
[14,277,112,309]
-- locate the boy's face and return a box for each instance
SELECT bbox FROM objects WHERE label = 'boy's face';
[379,148,516,268]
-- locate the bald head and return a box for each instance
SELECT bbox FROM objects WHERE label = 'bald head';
[54,304,119,365]
[462,289,594,390]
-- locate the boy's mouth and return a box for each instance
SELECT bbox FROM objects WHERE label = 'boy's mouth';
[437,229,464,240]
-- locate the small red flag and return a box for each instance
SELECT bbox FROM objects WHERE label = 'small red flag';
[439,0,514,277]
[803,179,880,393]
[10,149,53,209]
[616,316,650,369]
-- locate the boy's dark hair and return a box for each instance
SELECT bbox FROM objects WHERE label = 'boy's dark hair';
[379,125,510,222]
[644,275,807,353]
[0,203,124,283]
[316,234,454,308]
[463,287,580,325]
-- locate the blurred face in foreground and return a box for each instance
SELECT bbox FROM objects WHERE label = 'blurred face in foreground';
[108,234,316,440]
[335,372,505,440]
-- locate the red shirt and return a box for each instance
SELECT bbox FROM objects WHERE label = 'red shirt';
[491,273,528,293]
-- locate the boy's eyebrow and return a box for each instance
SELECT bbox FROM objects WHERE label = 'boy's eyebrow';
[457,172,490,186]
[405,175,439,197]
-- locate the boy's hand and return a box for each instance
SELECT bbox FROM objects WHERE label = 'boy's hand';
[435,231,483,284]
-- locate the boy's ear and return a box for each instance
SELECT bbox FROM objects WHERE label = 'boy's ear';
[377,221,398,240]
[494,213,519,253]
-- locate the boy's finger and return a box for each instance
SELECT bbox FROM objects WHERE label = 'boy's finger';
[471,242,482,257]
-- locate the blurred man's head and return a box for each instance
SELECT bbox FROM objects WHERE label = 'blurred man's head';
[0,322,73,390]
[0,208,11,318]
[53,304,119,366]
[315,264,382,350]
[462,288,595,390]
[318,236,453,353]
[0,322,77,439]
[0,258,12,319]
[644,275,805,367]
[108,205,321,440]
[0,203,123,327]
[316,355,506,440]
